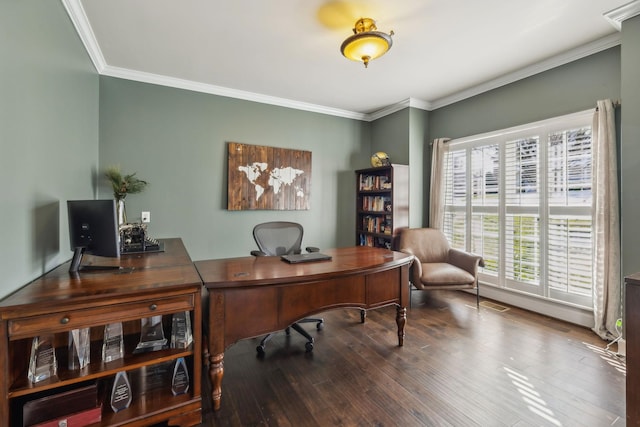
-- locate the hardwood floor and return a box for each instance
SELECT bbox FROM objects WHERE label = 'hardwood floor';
[198,291,626,426]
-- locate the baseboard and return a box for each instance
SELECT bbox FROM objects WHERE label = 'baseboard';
[473,284,594,328]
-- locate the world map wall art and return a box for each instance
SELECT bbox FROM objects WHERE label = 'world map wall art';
[227,142,311,210]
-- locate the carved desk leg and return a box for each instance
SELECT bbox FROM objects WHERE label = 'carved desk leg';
[209,352,224,411]
[396,305,406,346]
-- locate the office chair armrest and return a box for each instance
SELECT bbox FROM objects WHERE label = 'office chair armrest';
[448,248,484,275]
[306,246,320,253]
[251,250,267,257]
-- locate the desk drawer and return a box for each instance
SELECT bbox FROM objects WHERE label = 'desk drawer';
[8,294,194,339]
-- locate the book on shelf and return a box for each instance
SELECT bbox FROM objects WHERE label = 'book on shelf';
[359,174,391,191]
[358,233,391,248]
[362,196,390,212]
[362,215,392,234]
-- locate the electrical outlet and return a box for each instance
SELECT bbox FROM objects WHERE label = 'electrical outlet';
[141,211,151,223]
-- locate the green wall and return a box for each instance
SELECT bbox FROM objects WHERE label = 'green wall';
[621,15,640,278]
[408,108,429,227]
[429,47,621,140]
[98,77,370,261]
[0,1,99,299]
[371,109,410,164]
[370,108,429,227]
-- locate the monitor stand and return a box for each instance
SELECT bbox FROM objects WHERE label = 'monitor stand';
[69,247,122,274]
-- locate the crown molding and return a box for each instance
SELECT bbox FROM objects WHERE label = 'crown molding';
[604,0,640,31]
[365,98,431,121]
[366,99,410,121]
[63,0,367,121]
[62,0,623,122]
[408,98,431,111]
[429,33,622,111]
[61,0,106,73]
[101,65,369,121]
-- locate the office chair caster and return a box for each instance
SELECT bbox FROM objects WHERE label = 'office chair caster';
[317,320,324,330]
[256,344,266,357]
[305,341,314,352]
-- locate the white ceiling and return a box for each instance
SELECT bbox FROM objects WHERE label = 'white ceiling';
[65,0,635,120]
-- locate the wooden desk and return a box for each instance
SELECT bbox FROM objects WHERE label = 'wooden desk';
[194,246,414,411]
[0,238,202,427]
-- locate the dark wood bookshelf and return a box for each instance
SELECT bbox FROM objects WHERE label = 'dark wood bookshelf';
[355,164,409,250]
[0,238,202,427]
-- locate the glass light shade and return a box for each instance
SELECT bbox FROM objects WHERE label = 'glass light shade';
[340,18,393,68]
[341,34,392,65]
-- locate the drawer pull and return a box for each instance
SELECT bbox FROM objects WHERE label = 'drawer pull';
[60,317,70,325]
[149,303,158,311]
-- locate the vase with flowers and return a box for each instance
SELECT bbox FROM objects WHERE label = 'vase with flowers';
[105,166,148,226]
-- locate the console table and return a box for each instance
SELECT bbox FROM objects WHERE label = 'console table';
[0,238,202,427]
[195,245,413,411]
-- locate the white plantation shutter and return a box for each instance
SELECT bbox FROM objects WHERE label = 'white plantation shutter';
[471,145,499,276]
[471,212,499,275]
[547,127,593,304]
[505,137,539,206]
[505,214,540,285]
[471,145,499,207]
[504,138,540,287]
[440,110,594,308]
[443,149,466,250]
[547,216,592,298]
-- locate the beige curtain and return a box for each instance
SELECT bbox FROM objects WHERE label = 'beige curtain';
[592,99,621,340]
[429,138,449,230]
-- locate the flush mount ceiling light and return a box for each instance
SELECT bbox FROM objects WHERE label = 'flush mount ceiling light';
[340,18,394,68]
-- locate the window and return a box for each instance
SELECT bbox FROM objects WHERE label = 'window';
[442,111,593,308]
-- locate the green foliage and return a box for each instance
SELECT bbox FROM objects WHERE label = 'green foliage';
[105,166,148,200]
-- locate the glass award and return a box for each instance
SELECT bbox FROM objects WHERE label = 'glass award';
[110,371,132,412]
[133,362,171,395]
[171,357,190,396]
[28,335,57,383]
[102,323,124,362]
[170,311,193,349]
[68,328,91,370]
[134,315,168,353]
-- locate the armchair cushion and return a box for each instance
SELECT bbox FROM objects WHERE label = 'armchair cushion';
[420,262,475,287]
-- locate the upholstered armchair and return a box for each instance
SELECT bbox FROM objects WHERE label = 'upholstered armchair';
[398,228,484,308]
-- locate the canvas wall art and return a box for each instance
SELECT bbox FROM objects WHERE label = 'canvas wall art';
[227,142,311,210]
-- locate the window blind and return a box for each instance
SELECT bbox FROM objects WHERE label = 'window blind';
[439,111,593,308]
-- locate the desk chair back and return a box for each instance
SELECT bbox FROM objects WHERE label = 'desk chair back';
[252,221,303,256]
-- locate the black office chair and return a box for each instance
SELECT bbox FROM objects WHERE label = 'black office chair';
[251,221,324,355]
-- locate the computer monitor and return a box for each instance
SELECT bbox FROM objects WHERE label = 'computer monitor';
[67,199,120,273]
